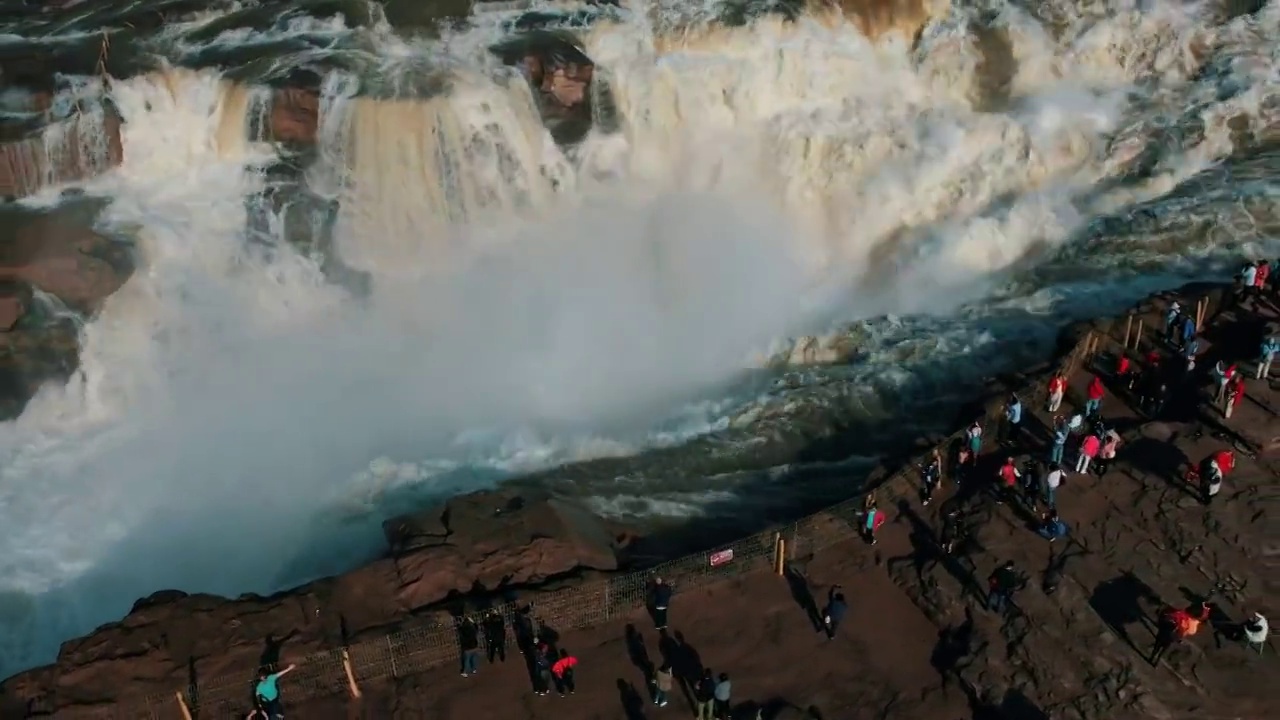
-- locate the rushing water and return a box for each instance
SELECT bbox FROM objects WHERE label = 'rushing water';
[0,0,1276,679]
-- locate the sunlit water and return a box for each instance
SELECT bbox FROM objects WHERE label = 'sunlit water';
[0,0,1277,678]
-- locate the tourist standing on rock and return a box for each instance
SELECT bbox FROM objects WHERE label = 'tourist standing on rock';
[966,421,983,456]
[1085,376,1105,417]
[254,663,297,719]
[986,561,1021,614]
[1256,260,1270,296]
[1180,313,1197,350]
[921,449,941,506]
[1002,394,1023,446]
[651,577,673,630]
[551,648,578,696]
[940,510,962,555]
[459,617,481,677]
[713,672,732,719]
[1258,335,1279,379]
[955,446,973,486]
[1165,302,1182,344]
[1224,373,1246,419]
[1244,611,1269,649]
[1075,432,1100,474]
[1050,416,1068,465]
[863,502,886,546]
[1241,261,1258,302]
[1213,360,1237,404]
[1047,371,1067,412]
[995,456,1020,505]
[653,663,674,707]
[1044,462,1063,508]
[694,669,717,720]
[823,585,848,640]
[483,610,507,663]
[1095,431,1120,476]
[534,641,554,695]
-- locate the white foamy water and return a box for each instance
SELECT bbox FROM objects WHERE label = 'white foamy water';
[0,0,1277,678]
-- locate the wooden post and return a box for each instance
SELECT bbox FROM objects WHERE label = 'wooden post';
[387,635,399,678]
[773,532,784,575]
[603,581,611,621]
[342,648,362,699]
[1123,314,1134,348]
[174,691,193,720]
[1196,298,1206,331]
[1134,319,1144,351]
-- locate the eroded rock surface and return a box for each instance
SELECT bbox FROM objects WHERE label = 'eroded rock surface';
[0,488,625,717]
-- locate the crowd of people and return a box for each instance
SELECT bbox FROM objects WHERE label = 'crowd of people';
[899,271,1274,671]
[238,272,1278,719]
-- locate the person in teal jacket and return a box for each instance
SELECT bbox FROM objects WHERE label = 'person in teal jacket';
[254,663,297,719]
[1258,335,1279,379]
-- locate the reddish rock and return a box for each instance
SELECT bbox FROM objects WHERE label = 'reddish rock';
[268,87,319,144]
[0,488,624,716]
[0,211,130,313]
[0,107,122,200]
[522,54,595,112]
[0,282,29,331]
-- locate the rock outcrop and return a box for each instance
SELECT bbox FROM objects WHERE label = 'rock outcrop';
[0,105,122,200]
[0,208,130,313]
[0,488,626,716]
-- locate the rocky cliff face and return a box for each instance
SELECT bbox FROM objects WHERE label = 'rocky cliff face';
[0,488,627,717]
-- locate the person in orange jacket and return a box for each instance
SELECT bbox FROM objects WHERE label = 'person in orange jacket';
[551,648,577,696]
[1085,376,1105,417]
[1150,602,1212,665]
[1075,432,1100,474]
[1047,371,1067,413]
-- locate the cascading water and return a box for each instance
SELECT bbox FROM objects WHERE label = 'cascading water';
[0,0,1276,680]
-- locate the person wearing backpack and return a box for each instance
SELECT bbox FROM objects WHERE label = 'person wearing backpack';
[253,663,297,719]
[694,669,717,719]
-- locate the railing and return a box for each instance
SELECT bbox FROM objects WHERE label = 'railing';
[52,289,1219,720]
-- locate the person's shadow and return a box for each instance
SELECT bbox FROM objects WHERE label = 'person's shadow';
[783,564,823,632]
[258,631,296,670]
[1089,572,1162,653]
[929,607,979,693]
[625,623,654,682]
[617,678,647,720]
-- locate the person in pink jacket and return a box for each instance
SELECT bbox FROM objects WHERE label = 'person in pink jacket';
[1076,433,1101,474]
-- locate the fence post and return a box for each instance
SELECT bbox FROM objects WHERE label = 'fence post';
[174,691,193,720]
[1123,314,1133,347]
[341,648,362,698]
[1196,297,1206,331]
[603,581,611,621]
[773,532,784,575]
[387,635,399,678]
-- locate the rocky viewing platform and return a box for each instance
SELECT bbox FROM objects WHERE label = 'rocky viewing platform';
[1,279,1276,719]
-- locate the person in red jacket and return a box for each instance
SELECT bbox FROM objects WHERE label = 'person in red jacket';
[1255,260,1270,296]
[1047,371,1067,412]
[996,456,1020,505]
[551,648,577,696]
[1085,376,1105,417]
[1223,374,1245,418]
[1075,433,1100,474]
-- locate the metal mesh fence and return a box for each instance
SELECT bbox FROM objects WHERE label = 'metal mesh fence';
[94,297,1211,718]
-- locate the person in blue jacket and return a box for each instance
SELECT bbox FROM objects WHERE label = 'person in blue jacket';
[1037,511,1069,542]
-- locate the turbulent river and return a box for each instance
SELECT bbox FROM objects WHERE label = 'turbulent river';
[0,0,1276,679]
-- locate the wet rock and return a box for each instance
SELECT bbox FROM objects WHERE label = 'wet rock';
[0,210,130,313]
[493,31,596,127]
[0,487,626,713]
[268,87,320,144]
[0,280,30,332]
[0,105,122,199]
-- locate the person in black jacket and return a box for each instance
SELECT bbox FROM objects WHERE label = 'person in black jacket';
[483,610,506,663]
[651,577,673,630]
[986,561,1021,614]
[694,669,716,719]
[458,617,481,677]
[822,585,847,640]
